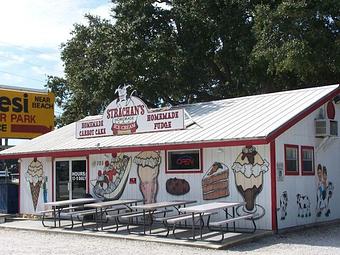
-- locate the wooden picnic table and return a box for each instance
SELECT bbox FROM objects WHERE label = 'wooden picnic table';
[129,200,196,235]
[179,202,246,241]
[44,198,98,228]
[83,199,144,231]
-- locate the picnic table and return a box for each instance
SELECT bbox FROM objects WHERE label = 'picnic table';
[43,198,97,228]
[179,201,256,241]
[129,200,196,235]
[83,199,144,231]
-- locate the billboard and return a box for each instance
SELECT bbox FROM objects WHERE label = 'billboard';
[0,86,55,139]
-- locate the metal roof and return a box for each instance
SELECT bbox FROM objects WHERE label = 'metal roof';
[1,84,339,157]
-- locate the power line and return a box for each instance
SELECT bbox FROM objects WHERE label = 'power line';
[0,41,52,55]
[0,55,45,71]
[0,70,46,83]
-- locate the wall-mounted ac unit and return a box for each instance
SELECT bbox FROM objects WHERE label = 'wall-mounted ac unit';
[315,119,338,137]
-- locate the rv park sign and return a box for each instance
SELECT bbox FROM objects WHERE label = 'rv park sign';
[76,85,185,138]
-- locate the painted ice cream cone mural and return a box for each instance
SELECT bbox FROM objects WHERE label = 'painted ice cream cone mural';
[134,151,161,204]
[92,153,132,199]
[232,146,268,219]
[25,158,46,211]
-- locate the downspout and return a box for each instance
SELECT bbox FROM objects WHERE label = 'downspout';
[270,140,278,232]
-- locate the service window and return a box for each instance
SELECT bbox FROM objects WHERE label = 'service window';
[284,144,299,175]
[166,149,202,173]
[301,146,314,175]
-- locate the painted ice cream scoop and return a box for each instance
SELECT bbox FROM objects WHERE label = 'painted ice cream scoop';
[134,151,161,204]
[25,158,45,211]
[232,146,268,211]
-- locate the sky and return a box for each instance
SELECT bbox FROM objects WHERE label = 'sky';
[0,0,113,145]
[0,0,113,99]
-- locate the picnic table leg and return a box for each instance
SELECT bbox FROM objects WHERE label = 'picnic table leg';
[199,213,203,240]
[149,211,153,235]
[58,208,61,227]
[192,212,195,241]
[232,207,236,232]
[100,208,103,231]
[95,208,98,231]
[53,208,56,228]
[143,210,146,235]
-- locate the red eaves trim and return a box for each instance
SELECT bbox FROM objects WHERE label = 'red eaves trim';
[270,140,277,232]
[267,86,340,142]
[0,138,267,160]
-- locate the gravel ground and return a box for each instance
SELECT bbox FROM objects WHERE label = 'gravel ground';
[0,224,339,255]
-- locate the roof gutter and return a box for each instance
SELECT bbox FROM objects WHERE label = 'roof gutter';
[0,137,268,160]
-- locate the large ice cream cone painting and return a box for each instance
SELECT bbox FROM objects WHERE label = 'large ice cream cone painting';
[232,146,268,219]
[92,153,132,199]
[25,158,46,211]
[134,151,161,204]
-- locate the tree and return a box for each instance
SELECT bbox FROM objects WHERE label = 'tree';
[47,0,340,126]
[251,0,340,92]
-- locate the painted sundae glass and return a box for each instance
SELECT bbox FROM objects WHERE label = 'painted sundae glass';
[232,146,268,218]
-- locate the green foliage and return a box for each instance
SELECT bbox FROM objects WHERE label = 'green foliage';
[46,0,340,126]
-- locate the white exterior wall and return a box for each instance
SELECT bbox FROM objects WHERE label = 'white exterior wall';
[88,145,272,230]
[276,101,340,229]
[19,157,53,214]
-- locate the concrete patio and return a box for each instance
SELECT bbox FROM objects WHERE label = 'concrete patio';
[0,217,272,250]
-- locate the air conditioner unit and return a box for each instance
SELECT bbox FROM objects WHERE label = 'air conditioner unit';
[315,119,338,137]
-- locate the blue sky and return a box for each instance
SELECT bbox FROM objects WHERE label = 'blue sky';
[0,0,113,106]
[0,0,113,145]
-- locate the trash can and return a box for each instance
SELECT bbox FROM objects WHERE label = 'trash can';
[0,178,19,214]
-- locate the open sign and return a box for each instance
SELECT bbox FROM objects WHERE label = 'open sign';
[176,156,194,166]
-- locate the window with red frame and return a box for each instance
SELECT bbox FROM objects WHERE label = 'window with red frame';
[301,146,314,175]
[285,145,299,175]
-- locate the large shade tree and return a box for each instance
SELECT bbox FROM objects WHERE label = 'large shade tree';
[47,0,340,126]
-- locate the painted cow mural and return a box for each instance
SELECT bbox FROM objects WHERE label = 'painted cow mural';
[278,191,288,220]
[296,194,311,218]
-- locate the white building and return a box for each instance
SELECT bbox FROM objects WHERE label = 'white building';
[0,84,339,231]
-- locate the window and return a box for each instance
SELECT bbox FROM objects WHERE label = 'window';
[284,144,299,175]
[301,146,314,175]
[166,149,202,173]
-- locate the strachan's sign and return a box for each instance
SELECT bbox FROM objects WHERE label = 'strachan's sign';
[76,85,185,139]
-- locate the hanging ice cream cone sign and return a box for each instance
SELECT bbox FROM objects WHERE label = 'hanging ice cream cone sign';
[25,158,46,211]
[76,85,185,138]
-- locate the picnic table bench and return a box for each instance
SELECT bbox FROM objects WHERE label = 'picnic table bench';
[0,213,10,224]
[154,212,215,237]
[41,198,98,228]
[129,200,196,235]
[209,213,256,241]
[179,201,255,241]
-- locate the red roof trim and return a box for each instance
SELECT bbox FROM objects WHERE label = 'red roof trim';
[0,138,267,159]
[267,86,340,141]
